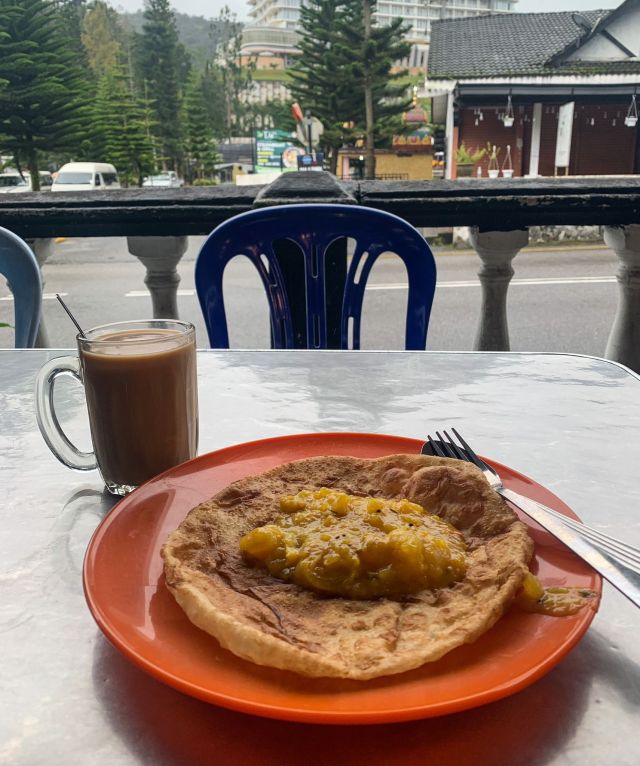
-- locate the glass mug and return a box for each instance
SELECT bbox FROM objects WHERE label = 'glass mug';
[35,319,199,495]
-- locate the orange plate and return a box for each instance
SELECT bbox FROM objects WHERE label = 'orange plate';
[83,432,601,725]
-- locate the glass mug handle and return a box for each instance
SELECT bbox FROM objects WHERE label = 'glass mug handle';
[34,356,97,471]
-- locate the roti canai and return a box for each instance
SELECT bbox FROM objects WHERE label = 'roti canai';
[161,454,534,680]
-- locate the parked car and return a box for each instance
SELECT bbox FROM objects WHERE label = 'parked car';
[0,170,53,192]
[142,171,183,187]
[51,162,120,192]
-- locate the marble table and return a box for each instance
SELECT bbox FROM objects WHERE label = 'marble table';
[1,349,639,766]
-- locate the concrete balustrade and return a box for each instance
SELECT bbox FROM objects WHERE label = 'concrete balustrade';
[2,174,640,370]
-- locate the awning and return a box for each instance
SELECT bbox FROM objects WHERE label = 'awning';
[417,79,457,99]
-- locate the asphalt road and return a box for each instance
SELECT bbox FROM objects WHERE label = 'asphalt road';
[0,236,619,355]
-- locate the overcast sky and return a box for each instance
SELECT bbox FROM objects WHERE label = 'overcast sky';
[108,0,620,21]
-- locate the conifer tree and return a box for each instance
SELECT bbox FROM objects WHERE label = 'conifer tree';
[81,0,124,76]
[290,0,411,177]
[0,0,91,189]
[133,0,189,170]
[183,73,220,181]
[94,67,156,186]
[215,7,253,138]
[337,0,412,178]
[201,61,227,139]
[289,0,358,174]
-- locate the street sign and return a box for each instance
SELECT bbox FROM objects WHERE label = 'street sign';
[296,117,324,150]
[296,153,324,171]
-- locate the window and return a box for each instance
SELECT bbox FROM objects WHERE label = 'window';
[0,175,26,188]
[54,172,92,184]
[94,174,101,186]
[102,173,119,186]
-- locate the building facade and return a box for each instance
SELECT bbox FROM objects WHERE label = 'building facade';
[247,0,519,49]
[247,0,301,30]
[424,0,640,178]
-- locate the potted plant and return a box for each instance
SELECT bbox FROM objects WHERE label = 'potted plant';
[501,144,514,178]
[485,143,501,178]
[456,143,486,178]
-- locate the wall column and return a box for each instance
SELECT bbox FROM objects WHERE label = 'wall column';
[445,90,455,180]
[528,102,543,177]
[603,224,640,372]
[126,236,189,319]
[469,228,529,351]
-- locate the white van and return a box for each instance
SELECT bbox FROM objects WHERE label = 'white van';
[0,170,53,192]
[51,162,120,192]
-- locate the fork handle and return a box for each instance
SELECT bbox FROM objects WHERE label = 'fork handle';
[499,487,640,609]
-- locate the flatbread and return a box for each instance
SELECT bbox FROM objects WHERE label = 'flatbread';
[161,454,533,680]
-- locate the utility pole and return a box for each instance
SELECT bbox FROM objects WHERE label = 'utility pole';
[363,0,376,180]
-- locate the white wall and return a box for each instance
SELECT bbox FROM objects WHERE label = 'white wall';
[568,5,640,61]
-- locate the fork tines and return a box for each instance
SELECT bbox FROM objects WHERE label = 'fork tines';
[426,428,486,471]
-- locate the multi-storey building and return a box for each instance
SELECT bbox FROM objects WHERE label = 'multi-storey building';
[242,0,519,102]
[247,0,301,30]
[247,0,519,47]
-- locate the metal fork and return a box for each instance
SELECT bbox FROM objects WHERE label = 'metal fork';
[423,428,640,609]
[427,430,640,576]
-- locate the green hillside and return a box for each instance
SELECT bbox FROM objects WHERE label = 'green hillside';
[120,10,239,69]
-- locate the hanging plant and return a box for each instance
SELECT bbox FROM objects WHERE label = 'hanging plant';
[503,95,514,127]
[625,94,638,127]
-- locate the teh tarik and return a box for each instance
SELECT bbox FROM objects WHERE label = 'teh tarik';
[80,327,198,488]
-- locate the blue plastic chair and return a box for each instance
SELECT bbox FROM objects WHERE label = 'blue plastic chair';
[195,204,437,349]
[0,226,42,347]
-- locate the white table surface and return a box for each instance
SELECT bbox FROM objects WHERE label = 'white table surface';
[1,349,639,766]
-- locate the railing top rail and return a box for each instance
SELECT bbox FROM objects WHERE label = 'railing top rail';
[0,173,639,237]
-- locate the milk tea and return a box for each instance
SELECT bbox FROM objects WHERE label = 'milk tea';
[80,328,198,489]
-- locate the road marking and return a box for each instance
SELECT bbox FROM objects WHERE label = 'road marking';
[125,289,196,297]
[2,279,618,304]
[366,276,617,290]
[1,292,67,302]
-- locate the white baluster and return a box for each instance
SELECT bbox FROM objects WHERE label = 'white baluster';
[126,236,188,319]
[603,225,640,372]
[469,228,528,351]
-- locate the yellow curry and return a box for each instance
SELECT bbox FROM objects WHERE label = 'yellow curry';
[516,572,597,616]
[240,487,467,599]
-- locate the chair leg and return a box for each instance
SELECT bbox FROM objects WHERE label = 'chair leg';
[27,238,53,348]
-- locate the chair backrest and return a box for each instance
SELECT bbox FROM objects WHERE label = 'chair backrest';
[195,204,437,350]
[0,227,42,347]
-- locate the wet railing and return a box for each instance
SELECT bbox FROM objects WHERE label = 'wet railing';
[1,171,639,370]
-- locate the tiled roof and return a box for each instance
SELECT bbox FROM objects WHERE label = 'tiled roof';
[427,11,640,79]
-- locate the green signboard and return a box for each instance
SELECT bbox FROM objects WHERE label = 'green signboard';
[255,129,303,173]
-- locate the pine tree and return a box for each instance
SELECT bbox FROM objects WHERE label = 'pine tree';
[0,0,91,189]
[94,67,156,186]
[201,61,227,139]
[214,7,253,138]
[337,1,412,178]
[81,0,124,76]
[133,0,189,170]
[183,73,220,181]
[289,0,359,174]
